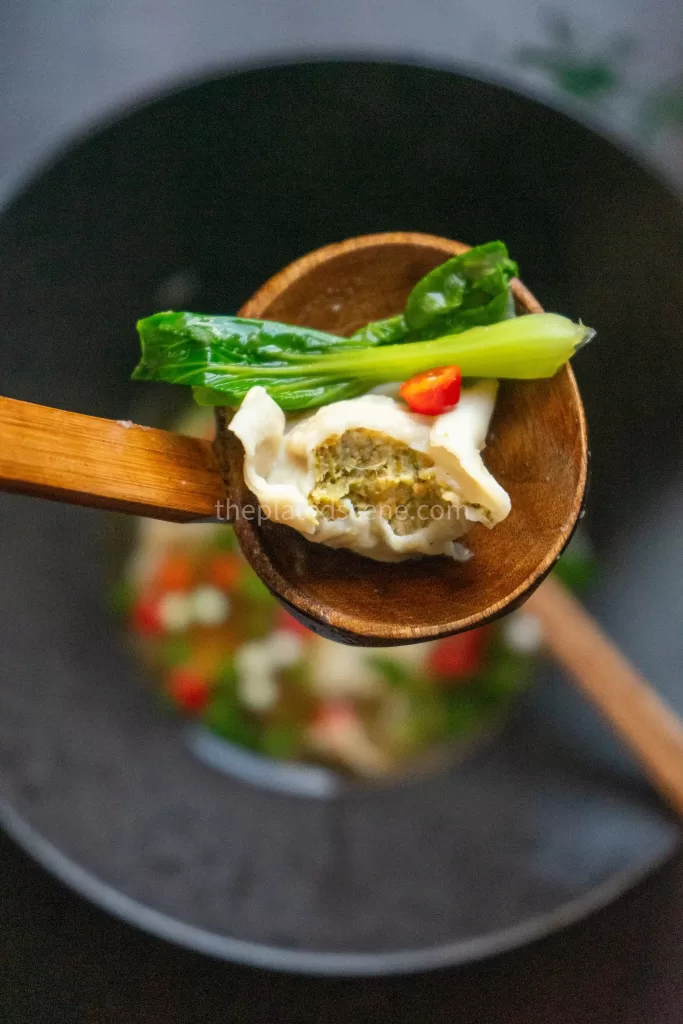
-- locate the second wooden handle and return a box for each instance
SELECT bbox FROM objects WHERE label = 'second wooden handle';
[527,575,683,817]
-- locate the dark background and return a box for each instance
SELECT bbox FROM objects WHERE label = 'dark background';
[1,3,682,1021]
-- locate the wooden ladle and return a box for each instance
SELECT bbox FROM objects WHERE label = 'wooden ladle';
[1,231,682,815]
[220,232,588,645]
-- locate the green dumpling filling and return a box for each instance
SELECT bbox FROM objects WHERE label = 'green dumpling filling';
[310,429,454,535]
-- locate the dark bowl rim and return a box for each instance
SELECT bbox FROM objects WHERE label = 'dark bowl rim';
[1,52,681,218]
[0,798,677,975]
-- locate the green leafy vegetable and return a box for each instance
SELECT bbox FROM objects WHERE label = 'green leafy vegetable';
[239,569,278,606]
[260,723,301,759]
[161,637,193,669]
[441,684,501,738]
[404,241,518,334]
[350,314,409,346]
[368,655,415,690]
[206,688,260,749]
[552,527,597,592]
[351,242,518,344]
[136,312,591,412]
[133,313,372,411]
[212,528,238,552]
[133,242,593,412]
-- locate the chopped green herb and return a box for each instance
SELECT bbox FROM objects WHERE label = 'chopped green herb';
[239,570,277,606]
[214,656,237,688]
[260,723,301,759]
[369,655,415,690]
[442,684,499,738]
[108,578,136,616]
[553,529,597,592]
[211,528,238,553]
[161,636,193,669]
[205,690,260,750]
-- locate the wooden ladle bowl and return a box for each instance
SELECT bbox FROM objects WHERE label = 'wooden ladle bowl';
[218,232,588,645]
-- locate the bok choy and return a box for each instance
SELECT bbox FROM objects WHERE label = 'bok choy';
[133,242,592,412]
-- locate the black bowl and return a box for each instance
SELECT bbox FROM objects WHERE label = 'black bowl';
[0,60,681,974]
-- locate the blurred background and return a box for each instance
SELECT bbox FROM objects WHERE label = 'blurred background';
[0,1,682,1022]
[1,0,682,203]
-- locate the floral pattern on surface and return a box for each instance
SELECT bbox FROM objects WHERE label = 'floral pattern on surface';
[516,11,635,104]
[510,9,683,186]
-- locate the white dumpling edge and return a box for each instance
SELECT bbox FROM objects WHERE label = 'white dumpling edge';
[228,382,511,562]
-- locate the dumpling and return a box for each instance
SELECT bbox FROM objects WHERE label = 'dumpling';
[228,382,511,562]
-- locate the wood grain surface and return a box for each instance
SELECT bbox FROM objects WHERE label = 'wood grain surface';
[528,576,683,817]
[0,397,224,522]
[222,232,588,644]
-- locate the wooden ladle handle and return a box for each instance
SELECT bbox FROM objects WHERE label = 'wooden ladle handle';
[527,575,683,817]
[0,396,225,522]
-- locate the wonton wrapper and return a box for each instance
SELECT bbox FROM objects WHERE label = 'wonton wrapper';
[229,383,510,562]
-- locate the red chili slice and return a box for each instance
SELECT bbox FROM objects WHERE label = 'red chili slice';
[154,553,193,593]
[276,606,313,639]
[167,668,211,714]
[130,596,164,635]
[399,365,462,416]
[207,553,242,591]
[428,627,489,681]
